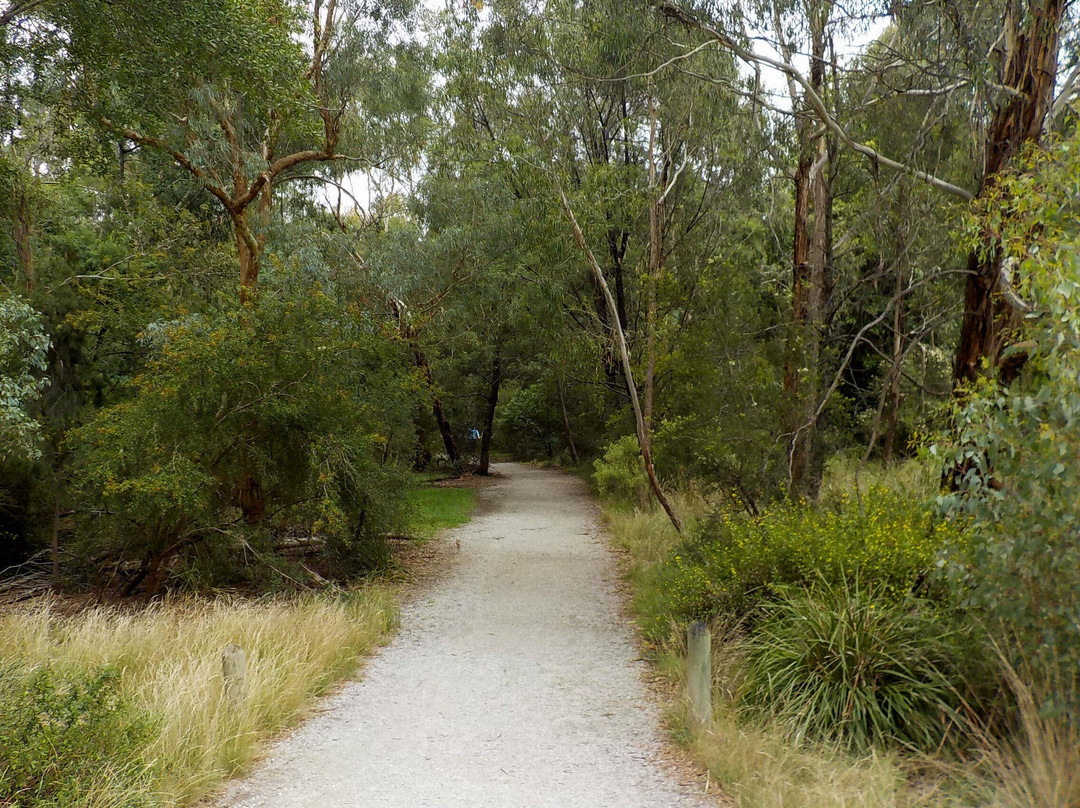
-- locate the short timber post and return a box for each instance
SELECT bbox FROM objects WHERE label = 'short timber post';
[222,644,246,703]
[687,621,711,730]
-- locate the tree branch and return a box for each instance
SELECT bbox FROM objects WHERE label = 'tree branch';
[99,118,236,212]
[652,1,976,202]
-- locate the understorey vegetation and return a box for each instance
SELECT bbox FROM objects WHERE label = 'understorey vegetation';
[1,0,1078,804]
[0,593,396,808]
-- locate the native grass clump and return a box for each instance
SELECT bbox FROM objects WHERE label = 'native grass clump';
[741,580,963,752]
[0,591,395,808]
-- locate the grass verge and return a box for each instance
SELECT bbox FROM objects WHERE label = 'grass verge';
[0,590,395,807]
[405,483,476,538]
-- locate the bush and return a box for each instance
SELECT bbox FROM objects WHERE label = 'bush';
[741,580,963,752]
[936,132,1080,679]
[0,295,50,462]
[643,488,962,640]
[593,435,649,505]
[0,664,154,807]
[69,280,417,591]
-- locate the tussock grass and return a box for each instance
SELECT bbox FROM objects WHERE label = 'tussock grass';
[689,709,915,808]
[606,489,707,572]
[960,666,1080,808]
[820,454,940,503]
[0,590,395,807]
[604,497,1079,808]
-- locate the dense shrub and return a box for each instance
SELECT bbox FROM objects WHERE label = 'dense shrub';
[641,488,962,640]
[69,280,418,592]
[498,381,561,459]
[593,435,649,505]
[936,134,1080,680]
[0,295,50,462]
[0,665,154,807]
[741,580,963,752]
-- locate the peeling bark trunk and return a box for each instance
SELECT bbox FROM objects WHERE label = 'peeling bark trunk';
[783,10,833,500]
[954,0,1065,386]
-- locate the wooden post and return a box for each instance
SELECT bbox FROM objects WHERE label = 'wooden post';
[222,644,246,703]
[687,621,711,730]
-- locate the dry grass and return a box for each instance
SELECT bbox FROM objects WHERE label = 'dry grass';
[689,708,915,808]
[959,665,1080,808]
[605,488,708,572]
[0,589,395,806]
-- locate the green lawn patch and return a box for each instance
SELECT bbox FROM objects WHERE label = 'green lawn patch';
[406,484,476,538]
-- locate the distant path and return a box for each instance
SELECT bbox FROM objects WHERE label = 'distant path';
[217,463,708,808]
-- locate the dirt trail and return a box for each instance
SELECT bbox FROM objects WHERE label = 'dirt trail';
[216,463,709,808]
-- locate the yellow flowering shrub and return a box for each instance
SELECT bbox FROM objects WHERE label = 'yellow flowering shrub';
[641,488,966,640]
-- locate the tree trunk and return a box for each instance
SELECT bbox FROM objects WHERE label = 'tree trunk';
[238,472,265,525]
[801,135,834,497]
[235,210,261,302]
[416,349,460,463]
[783,9,833,500]
[556,377,580,465]
[644,93,666,433]
[13,189,33,293]
[413,404,433,471]
[477,347,502,476]
[784,150,812,490]
[953,0,1065,386]
[144,550,167,598]
[882,247,906,465]
[557,183,683,534]
[50,458,62,585]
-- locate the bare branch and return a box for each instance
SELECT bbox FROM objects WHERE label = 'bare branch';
[0,0,45,27]
[99,118,236,212]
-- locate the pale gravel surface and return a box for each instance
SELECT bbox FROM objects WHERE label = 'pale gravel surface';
[215,463,710,808]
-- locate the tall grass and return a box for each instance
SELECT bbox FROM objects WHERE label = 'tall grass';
[0,590,395,807]
[960,664,1080,808]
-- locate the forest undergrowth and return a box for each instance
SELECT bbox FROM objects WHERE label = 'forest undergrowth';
[602,458,1080,808]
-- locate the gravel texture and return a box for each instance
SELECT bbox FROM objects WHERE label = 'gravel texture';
[215,463,709,808]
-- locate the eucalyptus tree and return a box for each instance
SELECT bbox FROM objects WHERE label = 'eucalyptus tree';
[428,1,788,517]
[651,0,1076,395]
[61,0,424,299]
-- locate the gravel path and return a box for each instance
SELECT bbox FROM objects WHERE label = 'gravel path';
[216,463,709,808]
